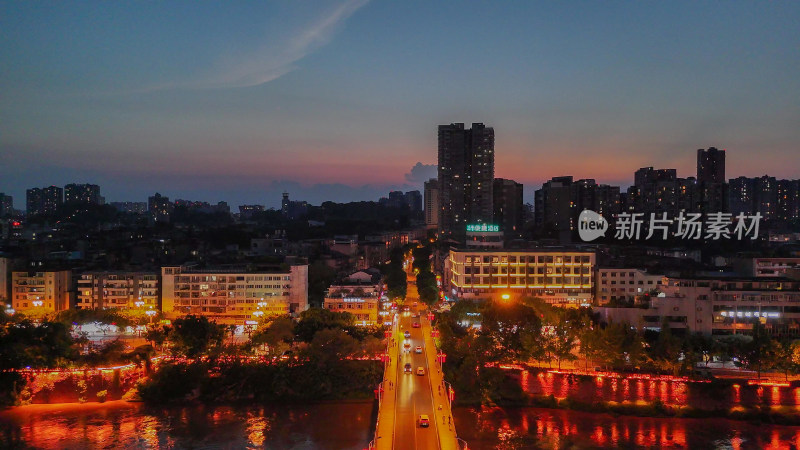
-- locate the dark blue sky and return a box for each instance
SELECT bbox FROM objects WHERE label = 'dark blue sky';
[2,1,799,209]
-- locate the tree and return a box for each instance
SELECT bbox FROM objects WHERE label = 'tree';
[774,339,800,381]
[295,308,355,342]
[579,326,602,370]
[145,324,170,351]
[250,317,295,357]
[644,323,685,375]
[168,315,225,358]
[745,321,778,379]
[479,300,542,363]
[303,328,359,365]
[548,320,578,370]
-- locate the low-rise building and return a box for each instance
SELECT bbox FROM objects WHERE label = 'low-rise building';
[732,257,800,278]
[595,268,665,306]
[11,270,72,313]
[161,264,308,324]
[444,249,595,306]
[596,276,800,337]
[323,270,383,326]
[77,272,158,310]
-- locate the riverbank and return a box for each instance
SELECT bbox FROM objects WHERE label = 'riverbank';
[449,367,800,425]
[136,359,382,405]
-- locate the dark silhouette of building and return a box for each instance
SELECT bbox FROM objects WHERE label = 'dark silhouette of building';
[110,201,147,214]
[535,176,620,241]
[696,147,727,213]
[0,193,12,217]
[777,179,800,222]
[729,176,755,215]
[424,179,439,229]
[628,167,679,216]
[239,204,265,220]
[64,183,103,205]
[493,178,524,238]
[404,190,422,214]
[148,192,172,223]
[697,147,726,184]
[729,175,799,222]
[26,186,62,216]
[281,192,308,220]
[438,122,494,239]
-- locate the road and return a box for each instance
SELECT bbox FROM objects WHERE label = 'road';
[393,308,441,450]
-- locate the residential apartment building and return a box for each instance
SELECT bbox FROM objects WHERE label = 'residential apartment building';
[534,177,620,240]
[493,178,524,239]
[444,249,595,306]
[26,186,63,216]
[77,272,158,310]
[424,179,439,229]
[595,276,800,337]
[438,123,495,240]
[148,193,173,223]
[161,265,308,324]
[595,268,665,306]
[729,175,800,222]
[11,270,72,313]
[732,257,800,278]
[64,183,103,205]
[0,193,13,217]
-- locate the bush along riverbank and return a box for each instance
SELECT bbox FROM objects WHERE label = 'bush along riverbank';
[524,393,800,426]
[447,367,800,425]
[137,359,383,405]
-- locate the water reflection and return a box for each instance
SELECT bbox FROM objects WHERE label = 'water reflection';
[454,406,800,449]
[0,401,375,449]
[5,401,800,449]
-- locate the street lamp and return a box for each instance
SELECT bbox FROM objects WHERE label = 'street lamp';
[145,309,156,324]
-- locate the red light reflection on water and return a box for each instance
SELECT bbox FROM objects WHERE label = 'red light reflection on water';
[465,406,800,449]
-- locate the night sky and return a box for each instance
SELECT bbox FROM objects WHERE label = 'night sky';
[2,1,799,209]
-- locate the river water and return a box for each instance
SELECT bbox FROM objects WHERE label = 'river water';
[2,401,800,449]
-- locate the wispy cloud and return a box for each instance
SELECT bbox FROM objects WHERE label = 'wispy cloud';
[149,0,369,92]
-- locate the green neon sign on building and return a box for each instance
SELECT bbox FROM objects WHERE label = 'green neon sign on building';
[466,224,499,232]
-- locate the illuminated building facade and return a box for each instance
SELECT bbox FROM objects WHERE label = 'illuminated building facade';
[161,264,308,324]
[11,270,72,313]
[77,272,158,310]
[595,276,800,336]
[445,249,595,305]
[323,270,383,326]
[595,268,665,306]
[465,224,503,249]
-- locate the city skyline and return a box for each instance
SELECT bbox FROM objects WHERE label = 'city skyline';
[2,1,800,207]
